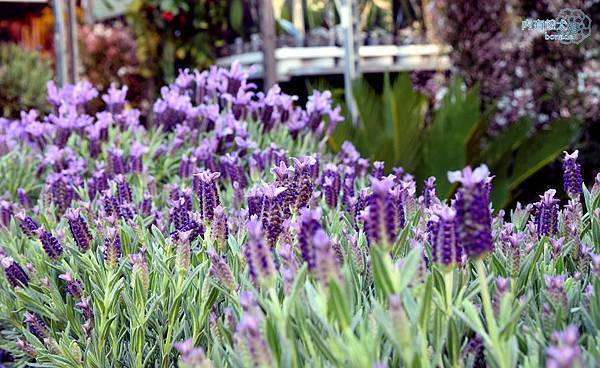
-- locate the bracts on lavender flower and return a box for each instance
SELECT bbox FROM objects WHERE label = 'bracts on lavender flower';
[15,210,39,239]
[1,256,29,288]
[292,156,316,211]
[421,176,438,209]
[562,151,582,199]
[448,165,493,259]
[103,227,122,268]
[58,272,83,300]
[129,250,150,291]
[114,175,133,204]
[244,218,276,288]
[534,189,560,238]
[544,275,568,314]
[16,338,37,358]
[363,176,397,248]
[492,277,510,317]
[65,208,93,252]
[175,230,193,274]
[36,228,64,259]
[427,205,462,269]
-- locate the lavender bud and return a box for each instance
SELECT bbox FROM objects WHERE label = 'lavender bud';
[17,188,31,208]
[544,275,568,313]
[546,325,582,368]
[492,277,510,317]
[422,176,437,208]
[364,176,396,247]
[0,201,13,227]
[313,229,341,287]
[371,161,384,179]
[175,230,193,274]
[16,338,37,358]
[130,251,150,290]
[114,175,133,204]
[15,210,39,239]
[298,209,323,271]
[175,339,211,368]
[234,315,273,367]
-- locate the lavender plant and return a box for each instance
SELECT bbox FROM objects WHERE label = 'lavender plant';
[0,62,598,368]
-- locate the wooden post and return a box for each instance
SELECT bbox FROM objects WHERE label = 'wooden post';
[260,0,277,90]
[292,0,305,45]
[66,0,79,83]
[51,0,67,86]
[336,0,359,125]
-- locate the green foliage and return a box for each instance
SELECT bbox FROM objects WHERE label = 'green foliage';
[0,44,52,118]
[330,73,582,208]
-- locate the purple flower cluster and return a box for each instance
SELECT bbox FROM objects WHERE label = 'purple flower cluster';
[562,151,582,199]
[1,256,29,288]
[427,205,462,268]
[534,190,560,238]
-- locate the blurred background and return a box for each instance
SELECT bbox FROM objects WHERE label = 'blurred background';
[0,0,598,211]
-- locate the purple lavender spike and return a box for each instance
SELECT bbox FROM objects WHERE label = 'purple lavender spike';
[114,175,133,204]
[244,217,276,287]
[298,209,323,271]
[24,312,47,339]
[534,189,559,238]
[104,227,122,268]
[58,272,83,300]
[448,165,493,259]
[562,151,582,199]
[211,205,229,250]
[36,228,64,259]
[65,208,93,252]
[427,205,462,267]
[363,176,396,246]
[1,256,29,288]
[15,210,38,239]
[208,249,236,290]
[17,188,31,208]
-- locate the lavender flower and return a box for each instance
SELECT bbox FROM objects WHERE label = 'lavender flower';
[193,170,221,222]
[313,229,340,287]
[107,147,128,176]
[244,218,276,287]
[544,275,568,312]
[103,227,122,268]
[130,251,150,290]
[492,277,510,317]
[364,176,397,247]
[371,161,384,180]
[58,272,83,299]
[211,205,229,251]
[292,156,316,211]
[15,210,39,239]
[546,325,582,368]
[65,208,93,252]
[36,228,64,259]
[1,256,29,288]
[421,176,437,208]
[234,315,273,367]
[427,205,462,268]
[175,230,192,273]
[24,312,47,339]
[128,142,148,173]
[17,188,31,208]
[534,189,560,238]
[102,83,128,114]
[448,165,493,259]
[208,249,236,290]
[175,339,211,368]
[0,201,13,227]
[298,209,323,271]
[259,183,287,247]
[562,151,582,199]
[16,338,37,358]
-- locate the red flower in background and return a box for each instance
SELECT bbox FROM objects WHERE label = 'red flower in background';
[161,11,174,22]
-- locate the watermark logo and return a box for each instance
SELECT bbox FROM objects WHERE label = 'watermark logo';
[521,8,591,45]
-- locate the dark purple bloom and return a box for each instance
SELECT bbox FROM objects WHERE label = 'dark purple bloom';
[36,228,64,259]
[562,151,582,199]
[427,205,462,267]
[422,176,437,208]
[24,312,47,339]
[169,198,191,231]
[259,184,287,247]
[534,189,560,238]
[371,161,384,180]
[292,156,316,211]
[1,256,29,288]
[15,210,39,239]
[247,187,263,218]
[0,201,13,227]
[114,175,133,204]
[65,208,93,252]
[107,147,128,176]
[449,165,493,258]
[140,192,153,217]
[193,170,221,222]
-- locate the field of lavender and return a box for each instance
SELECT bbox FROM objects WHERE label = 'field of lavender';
[0,63,598,368]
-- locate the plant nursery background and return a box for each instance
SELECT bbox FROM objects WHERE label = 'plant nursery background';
[0,1,598,367]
